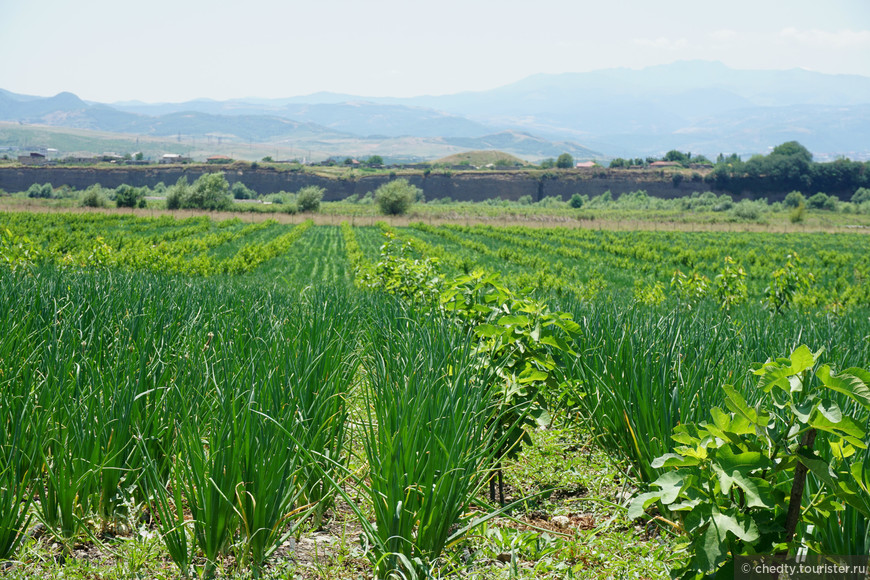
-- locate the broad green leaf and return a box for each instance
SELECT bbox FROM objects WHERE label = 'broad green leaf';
[529,321,542,342]
[627,471,686,519]
[790,345,820,374]
[816,365,870,410]
[627,491,662,519]
[709,407,731,432]
[497,314,529,327]
[722,384,759,425]
[797,449,838,489]
[716,445,768,473]
[709,509,760,543]
[517,368,549,384]
[808,408,867,448]
[654,470,686,505]
[849,461,870,494]
[829,438,857,459]
[651,453,699,469]
[474,324,501,338]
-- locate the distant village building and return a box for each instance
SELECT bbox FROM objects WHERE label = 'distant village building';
[206,155,233,164]
[160,153,191,164]
[18,152,47,165]
[575,161,597,168]
[62,155,99,164]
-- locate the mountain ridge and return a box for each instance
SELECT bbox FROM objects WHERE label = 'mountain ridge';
[2,61,869,160]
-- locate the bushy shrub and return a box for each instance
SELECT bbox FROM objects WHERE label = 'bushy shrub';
[80,185,107,208]
[806,192,830,210]
[374,179,421,215]
[296,185,324,213]
[852,187,870,204]
[569,193,584,208]
[114,184,144,208]
[730,199,765,220]
[231,181,254,200]
[26,183,54,199]
[537,195,566,208]
[517,195,533,205]
[166,174,233,211]
[783,190,805,208]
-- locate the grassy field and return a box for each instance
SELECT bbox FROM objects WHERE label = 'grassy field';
[1,210,869,579]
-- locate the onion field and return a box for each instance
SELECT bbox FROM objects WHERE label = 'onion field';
[2,211,870,579]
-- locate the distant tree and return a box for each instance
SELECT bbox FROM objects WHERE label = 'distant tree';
[166,173,232,211]
[539,158,556,169]
[569,193,584,208]
[80,185,107,208]
[261,156,274,162]
[165,177,188,210]
[27,183,54,199]
[609,158,629,169]
[771,141,813,163]
[134,152,144,161]
[664,150,690,165]
[188,173,232,210]
[366,155,384,167]
[556,153,574,169]
[343,157,355,166]
[851,187,870,204]
[806,192,830,210]
[375,179,421,215]
[783,191,806,208]
[114,184,144,208]
[231,181,253,200]
[296,185,325,213]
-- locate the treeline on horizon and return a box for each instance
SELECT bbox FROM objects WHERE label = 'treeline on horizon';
[611,141,870,195]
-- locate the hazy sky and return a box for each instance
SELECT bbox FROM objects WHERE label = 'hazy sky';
[1,0,868,103]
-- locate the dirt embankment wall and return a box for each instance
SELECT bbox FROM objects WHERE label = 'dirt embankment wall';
[0,166,767,202]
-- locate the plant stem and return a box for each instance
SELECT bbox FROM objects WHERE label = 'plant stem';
[784,428,817,544]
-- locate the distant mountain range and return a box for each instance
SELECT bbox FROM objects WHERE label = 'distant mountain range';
[2,61,869,161]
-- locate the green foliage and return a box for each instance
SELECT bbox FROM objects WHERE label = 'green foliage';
[671,270,710,306]
[295,185,324,213]
[763,252,814,315]
[772,140,813,163]
[664,150,690,166]
[114,184,144,208]
[714,257,747,311]
[569,193,585,208]
[374,178,420,215]
[230,181,253,200]
[806,192,830,210]
[783,191,805,208]
[633,280,666,306]
[556,153,574,169]
[188,173,232,211]
[852,187,870,204]
[27,183,54,199]
[165,177,189,210]
[789,201,806,223]
[165,174,232,211]
[80,185,107,208]
[365,155,383,167]
[359,232,442,306]
[629,346,870,579]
